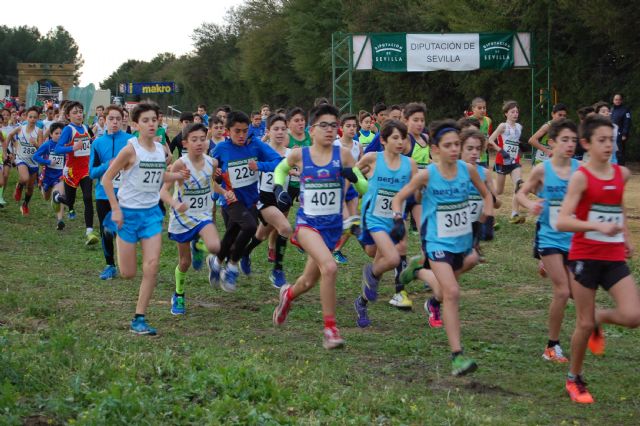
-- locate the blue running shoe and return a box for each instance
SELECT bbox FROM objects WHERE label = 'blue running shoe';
[207,255,220,287]
[130,316,157,336]
[191,240,204,271]
[240,255,252,276]
[220,267,238,292]
[68,209,76,220]
[354,296,371,328]
[362,264,379,302]
[270,269,287,289]
[333,250,348,264]
[171,293,185,315]
[100,265,118,280]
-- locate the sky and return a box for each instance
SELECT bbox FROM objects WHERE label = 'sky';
[3,0,245,88]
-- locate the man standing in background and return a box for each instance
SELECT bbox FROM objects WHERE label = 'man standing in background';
[611,93,631,165]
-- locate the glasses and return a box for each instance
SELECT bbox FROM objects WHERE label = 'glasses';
[313,122,339,130]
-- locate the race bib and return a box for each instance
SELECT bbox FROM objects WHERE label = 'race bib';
[535,149,549,163]
[504,140,519,163]
[228,158,258,188]
[303,181,341,216]
[289,166,300,183]
[112,171,123,189]
[585,204,624,243]
[19,142,36,158]
[548,199,561,231]
[259,172,289,193]
[134,161,165,192]
[373,188,402,218]
[468,194,483,222]
[49,154,65,170]
[183,186,211,216]
[436,201,471,238]
[75,137,91,157]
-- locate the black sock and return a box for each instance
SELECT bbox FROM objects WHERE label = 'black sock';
[274,234,287,271]
[17,183,24,190]
[134,314,144,320]
[394,255,407,285]
[430,297,441,306]
[451,350,463,359]
[357,295,368,306]
[547,339,560,348]
[24,194,32,205]
[243,236,263,258]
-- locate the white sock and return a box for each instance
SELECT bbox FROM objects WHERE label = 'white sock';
[86,227,93,235]
[511,211,518,218]
[213,256,221,268]
[227,263,239,273]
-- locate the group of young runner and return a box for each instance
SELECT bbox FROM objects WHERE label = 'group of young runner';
[1,96,637,404]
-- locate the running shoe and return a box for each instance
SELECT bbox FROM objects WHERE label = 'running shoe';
[509,214,523,224]
[130,317,157,336]
[100,265,118,280]
[588,325,605,356]
[542,344,568,363]
[86,231,99,246]
[68,209,77,220]
[273,284,292,326]
[566,376,594,404]
[425,297,443,328]
[270,269,287,289]
[190,240,204,271]
[240,256,252,276]
[56,220,65,231]
[207,254,220,287]
[389,290,413,310]
[220,267,238,292]
[171,293,185,315]
[354,297,371,328]
[0,197,6,207]
[342,215,359,232]
[14,184,22,202]
[451,354,477,376]
[323,326,345,350]
[333,250,348,264]
[362,264,379,302]
[399,255,423,285]
[268,247,276,263]
[20,203,29,216]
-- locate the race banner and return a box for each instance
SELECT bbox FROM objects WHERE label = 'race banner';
[368,33,515,72]
[119,81,176,95]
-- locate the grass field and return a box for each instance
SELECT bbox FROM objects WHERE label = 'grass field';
[1,162,640,425]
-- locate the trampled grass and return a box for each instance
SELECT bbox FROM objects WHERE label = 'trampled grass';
[1,164,639,425]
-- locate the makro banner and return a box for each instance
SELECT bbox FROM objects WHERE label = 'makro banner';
[370,33,514,72]
[119,81,176,95]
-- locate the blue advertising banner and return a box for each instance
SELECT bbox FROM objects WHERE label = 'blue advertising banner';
[119,81,176,95]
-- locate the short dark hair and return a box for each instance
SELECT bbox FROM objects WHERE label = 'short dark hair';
[131,102,159,123]
[340,113,357,127]
[502,100,519,115]
[580,114,613,142]
[179,112,194,122]
[105,105,124,118]
[309,104,339,126]
[193,113,202,121]
[251,111,261,118]
[457,116,480,129]
[182,122,208,139]
[389,104,402,112]
[403,102,427,119]
[286,107,305,122]
[470,97,486,108]
[577,106,594,121]
[267,113,286,129]
[197,104,207,110]
[358,110,372,123]
[275,108,286,115]
[429,119,460,145]
[208,115,224,127]
[380,119,407,141]
[548,118,578,141]
[261,104,270,109]
[314,97,330,107]
[26,106,40,115]
[373,102,387,115]
[64,101,83,116]
[552,103,568,114]
[226,110,251,129]
[592,101,610,114]
[49,122,65,135]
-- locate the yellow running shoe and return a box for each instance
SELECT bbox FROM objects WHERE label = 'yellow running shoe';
[388,290,413,310]
[86,231,99,246]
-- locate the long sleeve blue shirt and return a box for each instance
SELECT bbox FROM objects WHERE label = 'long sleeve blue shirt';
[90,130,132,199]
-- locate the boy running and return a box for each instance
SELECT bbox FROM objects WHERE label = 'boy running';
[33,121,66,228]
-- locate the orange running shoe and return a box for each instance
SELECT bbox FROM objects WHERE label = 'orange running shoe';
[542,345,568,363]
[566,376,594,404]
[14,184,22,202]
[588,326,605,356]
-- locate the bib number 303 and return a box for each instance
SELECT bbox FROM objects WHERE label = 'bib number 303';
[436,201,471,238]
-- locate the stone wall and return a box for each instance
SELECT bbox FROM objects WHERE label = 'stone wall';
[17,63,76,100]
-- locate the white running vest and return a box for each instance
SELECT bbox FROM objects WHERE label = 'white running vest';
[117,138,166,209]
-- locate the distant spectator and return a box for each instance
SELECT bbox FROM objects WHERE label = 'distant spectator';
[610,93,631,164]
